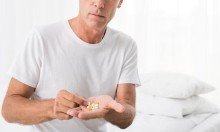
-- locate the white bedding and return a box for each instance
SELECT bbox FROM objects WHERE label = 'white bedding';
[107,113,220,132]
[190,113,220,132]
[136,89,219,118]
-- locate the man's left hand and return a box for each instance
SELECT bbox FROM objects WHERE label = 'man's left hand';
[66,95,125,120]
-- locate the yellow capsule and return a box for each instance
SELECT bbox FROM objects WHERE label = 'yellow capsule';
[87,105,93,111]
[87,102,99,111]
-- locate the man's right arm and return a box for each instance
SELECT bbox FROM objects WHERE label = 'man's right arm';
[1,78,87,125]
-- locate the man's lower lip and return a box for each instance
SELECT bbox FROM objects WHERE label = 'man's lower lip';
[91,14,104,17]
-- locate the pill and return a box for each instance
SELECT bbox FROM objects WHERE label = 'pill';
[87,102,99,111]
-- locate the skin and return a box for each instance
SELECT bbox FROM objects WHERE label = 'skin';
[1,78,88,124]
[67,84,136,129]
[2,0,136,129]
[69,0,123,44]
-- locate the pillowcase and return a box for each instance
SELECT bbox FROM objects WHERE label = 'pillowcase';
[136,89,220,118]
[139,72,216,99]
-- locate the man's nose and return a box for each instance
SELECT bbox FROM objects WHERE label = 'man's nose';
[93,0,105,8]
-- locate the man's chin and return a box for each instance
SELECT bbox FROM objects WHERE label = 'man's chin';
[87,21,106,29]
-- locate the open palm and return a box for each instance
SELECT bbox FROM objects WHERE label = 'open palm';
[67,95,125,120]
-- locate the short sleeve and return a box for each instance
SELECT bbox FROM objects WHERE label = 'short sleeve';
[118,40,141,87]
[8,28,43,88]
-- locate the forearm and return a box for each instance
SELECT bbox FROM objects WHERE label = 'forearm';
[2,95,54,125]
[104,103,136,129]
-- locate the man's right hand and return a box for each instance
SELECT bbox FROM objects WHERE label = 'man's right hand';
[52,90,88,120]
[2,78,89,124]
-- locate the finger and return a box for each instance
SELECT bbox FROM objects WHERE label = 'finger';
[66,107,81,117]
[106,101,125,113]
[55,103,71,114]
[61,98,79,109]
[62,90,88,106]
[57,112,73,120]
[78,109,105,120]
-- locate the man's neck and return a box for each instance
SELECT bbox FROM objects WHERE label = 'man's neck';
[68,17,106,44]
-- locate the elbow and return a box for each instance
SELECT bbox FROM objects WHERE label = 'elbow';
[118,124,130,129]
[119,112,136,129]
[1,104,13,123]
[118,120,133,129]
[118,116,135,129]
[1,98,16,124]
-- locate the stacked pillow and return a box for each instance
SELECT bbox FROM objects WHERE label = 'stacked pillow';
[136,72,219,118]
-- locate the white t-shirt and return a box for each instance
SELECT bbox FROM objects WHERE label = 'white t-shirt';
[9,21,141,132]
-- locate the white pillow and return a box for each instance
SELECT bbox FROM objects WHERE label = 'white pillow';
[139,72,216,98]
[136,89,219,118]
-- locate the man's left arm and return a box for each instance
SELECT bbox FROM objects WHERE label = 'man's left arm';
[66,83,136,129]
[104,83,136,129]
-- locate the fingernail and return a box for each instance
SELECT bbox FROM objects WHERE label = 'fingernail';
[67,110,71,115]
[83,101,89,106]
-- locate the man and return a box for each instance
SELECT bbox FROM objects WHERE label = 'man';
[2,0,140,131]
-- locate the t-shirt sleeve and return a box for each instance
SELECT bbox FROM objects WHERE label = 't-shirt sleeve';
[118,40,141,87]
[8,28,43,88]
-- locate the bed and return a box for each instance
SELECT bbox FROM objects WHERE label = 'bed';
[190,113,220,132]
[107,112,220,132]
[107,72,220,132]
